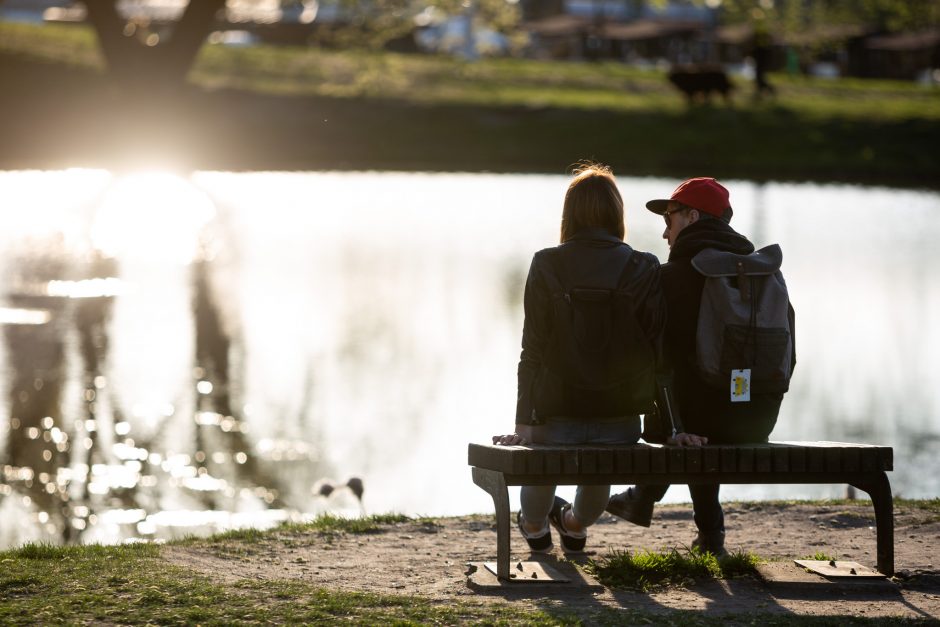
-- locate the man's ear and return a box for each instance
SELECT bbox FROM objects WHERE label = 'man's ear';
[689,209,700,223]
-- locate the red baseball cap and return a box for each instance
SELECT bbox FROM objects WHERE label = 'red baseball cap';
[646,177,733,221]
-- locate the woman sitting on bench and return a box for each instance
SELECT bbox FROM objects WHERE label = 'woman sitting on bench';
[492,162,672,554]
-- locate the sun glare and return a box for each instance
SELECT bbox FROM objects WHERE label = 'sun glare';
[91,171,216,265]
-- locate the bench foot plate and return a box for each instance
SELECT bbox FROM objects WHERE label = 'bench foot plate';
[483,560,569,582]
[466,560,603,590]
[794,560,886,579]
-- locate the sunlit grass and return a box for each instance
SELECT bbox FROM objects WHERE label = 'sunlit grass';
[8,541,160,561]
[3,20,937,122]
[0,20,103,69]
[895,497,940,513]
[0,540,561,624]
[586,547,762,591]
[281,512,411,535]
[1,20,937,185]
[169,513,415,548]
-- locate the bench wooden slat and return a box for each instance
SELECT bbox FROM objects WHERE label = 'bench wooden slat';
[843,447,861,472]
[634,447,651,473]
[525,449,544,475]
[597,448,615,474]
[581,449,598,474]
[650,447,667,473]
[860,448,878,472]
[545,450,562,474]
[686,447,703,473]
[561,449,578,474]
[773,447,789,472]
[738,447,755,472]
[825,448,843,472]
[755,447,772,473]
[615,449,633,473]
[807,447,825,472]
[668,447,685,473]
[703,447,720,472]
[790,446,806,472]
[720,446,736,472]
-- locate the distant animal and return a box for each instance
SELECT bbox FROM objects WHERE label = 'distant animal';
[667,65,734,104]
[315,477,364,503]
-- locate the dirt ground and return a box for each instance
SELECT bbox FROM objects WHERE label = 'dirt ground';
[162,501,940,621]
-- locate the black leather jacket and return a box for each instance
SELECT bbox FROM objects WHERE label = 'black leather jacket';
[515,228,672,425]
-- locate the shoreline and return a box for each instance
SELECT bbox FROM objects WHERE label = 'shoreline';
[1,51,938,190]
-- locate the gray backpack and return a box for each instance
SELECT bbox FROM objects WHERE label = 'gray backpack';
[692,244,793,401]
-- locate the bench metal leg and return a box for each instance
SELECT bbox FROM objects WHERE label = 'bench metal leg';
[471,467,510,580]
[850,472,894,576]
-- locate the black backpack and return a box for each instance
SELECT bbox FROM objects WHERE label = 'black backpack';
[531,246,658,421]
[691,244,794,400]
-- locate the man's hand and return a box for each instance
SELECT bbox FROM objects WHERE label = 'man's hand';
[668,432,708,447]
[492,433,527,446]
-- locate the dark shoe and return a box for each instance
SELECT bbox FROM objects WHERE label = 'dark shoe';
[692,530,728,558]
[548,497,587,553]
[605,487,654,527]
[516,511,552,553]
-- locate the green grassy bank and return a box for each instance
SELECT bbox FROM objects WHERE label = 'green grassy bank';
[1,507,936,626]
[1,21,939,187]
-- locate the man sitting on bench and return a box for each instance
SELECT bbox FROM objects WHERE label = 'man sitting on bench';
[606,177,797,556]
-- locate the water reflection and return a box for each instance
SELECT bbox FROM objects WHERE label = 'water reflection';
[0,171,344,548]
[0,170,938,548]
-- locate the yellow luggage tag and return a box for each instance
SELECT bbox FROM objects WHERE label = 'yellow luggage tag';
[731,368,751,403]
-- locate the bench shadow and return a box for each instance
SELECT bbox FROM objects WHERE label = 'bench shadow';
[469,548,939,621]
[466,549,799,620]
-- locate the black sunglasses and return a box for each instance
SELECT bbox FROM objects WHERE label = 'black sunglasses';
[663,206,690,227]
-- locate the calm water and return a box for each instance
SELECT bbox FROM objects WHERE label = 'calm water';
[0,169,938,548]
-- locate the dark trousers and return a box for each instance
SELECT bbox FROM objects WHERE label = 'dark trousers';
[633,483,724,536]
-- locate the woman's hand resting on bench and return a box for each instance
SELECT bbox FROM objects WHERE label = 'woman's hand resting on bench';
[493,425,534,446]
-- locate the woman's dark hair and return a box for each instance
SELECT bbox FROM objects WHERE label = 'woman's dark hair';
[560,163,625,243]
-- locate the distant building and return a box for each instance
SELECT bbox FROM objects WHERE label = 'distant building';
[862,29,940,80]
[600,18,706,64]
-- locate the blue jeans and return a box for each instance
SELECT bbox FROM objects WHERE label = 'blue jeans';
[521,416,640,529]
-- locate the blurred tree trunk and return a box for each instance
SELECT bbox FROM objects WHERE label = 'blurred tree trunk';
[518,0,565,21]
[84,0,225,91]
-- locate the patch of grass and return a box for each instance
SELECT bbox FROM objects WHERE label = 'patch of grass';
[9,541,160,560]
[203,526,269,543]
[0,541,566,625]
[0,21,104,69]
[586,547,761,592]
[802,551,837,562]
[365,512,412,525]
[896,497,940,513]
[280,512,410,535]
[171,513,414,548]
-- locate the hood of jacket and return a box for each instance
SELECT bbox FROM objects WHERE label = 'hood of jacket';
[668,217,754,262]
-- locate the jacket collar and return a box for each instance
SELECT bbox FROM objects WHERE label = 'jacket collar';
[668,218,753,262]
[565,227,624,245]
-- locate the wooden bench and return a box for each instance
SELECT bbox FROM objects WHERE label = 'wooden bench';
[468,441,894,580]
